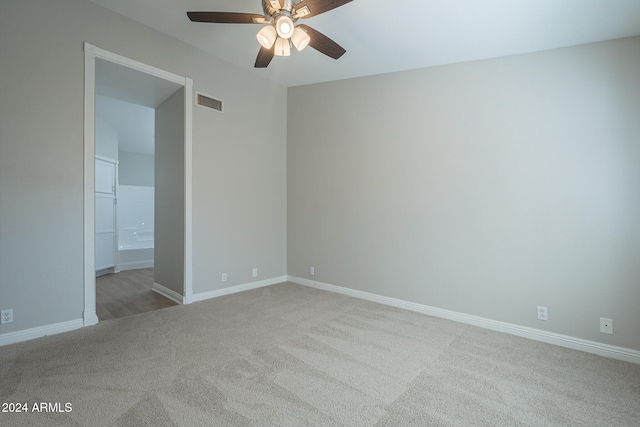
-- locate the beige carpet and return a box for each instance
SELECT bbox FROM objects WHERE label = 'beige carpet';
[1,282,638,426]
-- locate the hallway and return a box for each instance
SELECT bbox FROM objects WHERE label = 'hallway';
[96,268,177,320]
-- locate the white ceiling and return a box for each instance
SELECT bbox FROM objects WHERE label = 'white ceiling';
[96,58,183,109]
[87,0,640,88]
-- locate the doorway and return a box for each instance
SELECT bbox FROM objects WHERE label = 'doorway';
[83,43,194,326]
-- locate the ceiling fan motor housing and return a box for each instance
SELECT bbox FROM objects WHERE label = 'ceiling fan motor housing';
[262,0,293,21]
[263,0,297,20]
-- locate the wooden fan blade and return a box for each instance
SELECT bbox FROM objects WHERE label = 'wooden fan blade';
[255,46,275,68]
[297,24,346,60]
[294,0,353,19]
[187,12,265,24]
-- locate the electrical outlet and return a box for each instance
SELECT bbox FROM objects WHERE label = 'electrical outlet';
[252,268,258,278]
[221,273,227,283]
[309,266,315,276]
[537,306,548,321]
[1,309,13,324]
[600,317,613,334]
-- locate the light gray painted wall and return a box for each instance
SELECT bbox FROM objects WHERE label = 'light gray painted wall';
[95,118,118,160]
[119,151,154,187]
[154,88,185,295]
[0,0,287,335]
[288,37,640,350]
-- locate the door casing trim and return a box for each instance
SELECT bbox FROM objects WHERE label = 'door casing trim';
[83,42,194,326]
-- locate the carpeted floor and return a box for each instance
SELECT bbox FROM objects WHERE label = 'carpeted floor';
[1,282,639,426]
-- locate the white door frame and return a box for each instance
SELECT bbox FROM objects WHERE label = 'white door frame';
[83,42,194,326]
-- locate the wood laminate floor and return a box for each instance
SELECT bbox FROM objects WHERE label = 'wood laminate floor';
[96,268,178,321]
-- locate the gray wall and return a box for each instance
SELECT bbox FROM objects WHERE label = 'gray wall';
[119,151,154,187]
[0,0,287,335]
[288,37,640,350]
[95,118,118,160]
[154,88,185,295]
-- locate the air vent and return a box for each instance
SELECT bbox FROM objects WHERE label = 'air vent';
[196,92,223,113]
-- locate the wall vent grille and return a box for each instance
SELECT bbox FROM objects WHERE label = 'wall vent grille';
[196,92,223,113]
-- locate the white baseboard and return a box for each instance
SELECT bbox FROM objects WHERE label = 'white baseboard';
[83,309,99,327]
[96,267,115,277]
[152,282,184,305]
[119,260,154,271]
[183,289,194,305]
[287,275,640,365]
[0,319,84,347]
[118,248,154,272]
[192,275,288,303]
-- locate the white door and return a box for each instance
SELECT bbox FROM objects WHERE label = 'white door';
[95,157,117,272]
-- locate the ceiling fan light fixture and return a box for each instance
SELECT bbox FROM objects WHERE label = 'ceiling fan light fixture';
[186,0,351,69]
[275,15,295,39]
[256,25,277,49]
[274,37,291,57]
[291,27,310,51]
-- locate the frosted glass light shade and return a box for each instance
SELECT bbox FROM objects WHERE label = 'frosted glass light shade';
[291,27,310,51]
[256,25,277,49]
[274,37,291,57]
[275,15,295,39]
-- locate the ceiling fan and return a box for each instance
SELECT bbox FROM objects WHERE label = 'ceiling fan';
[187,0,352,68]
